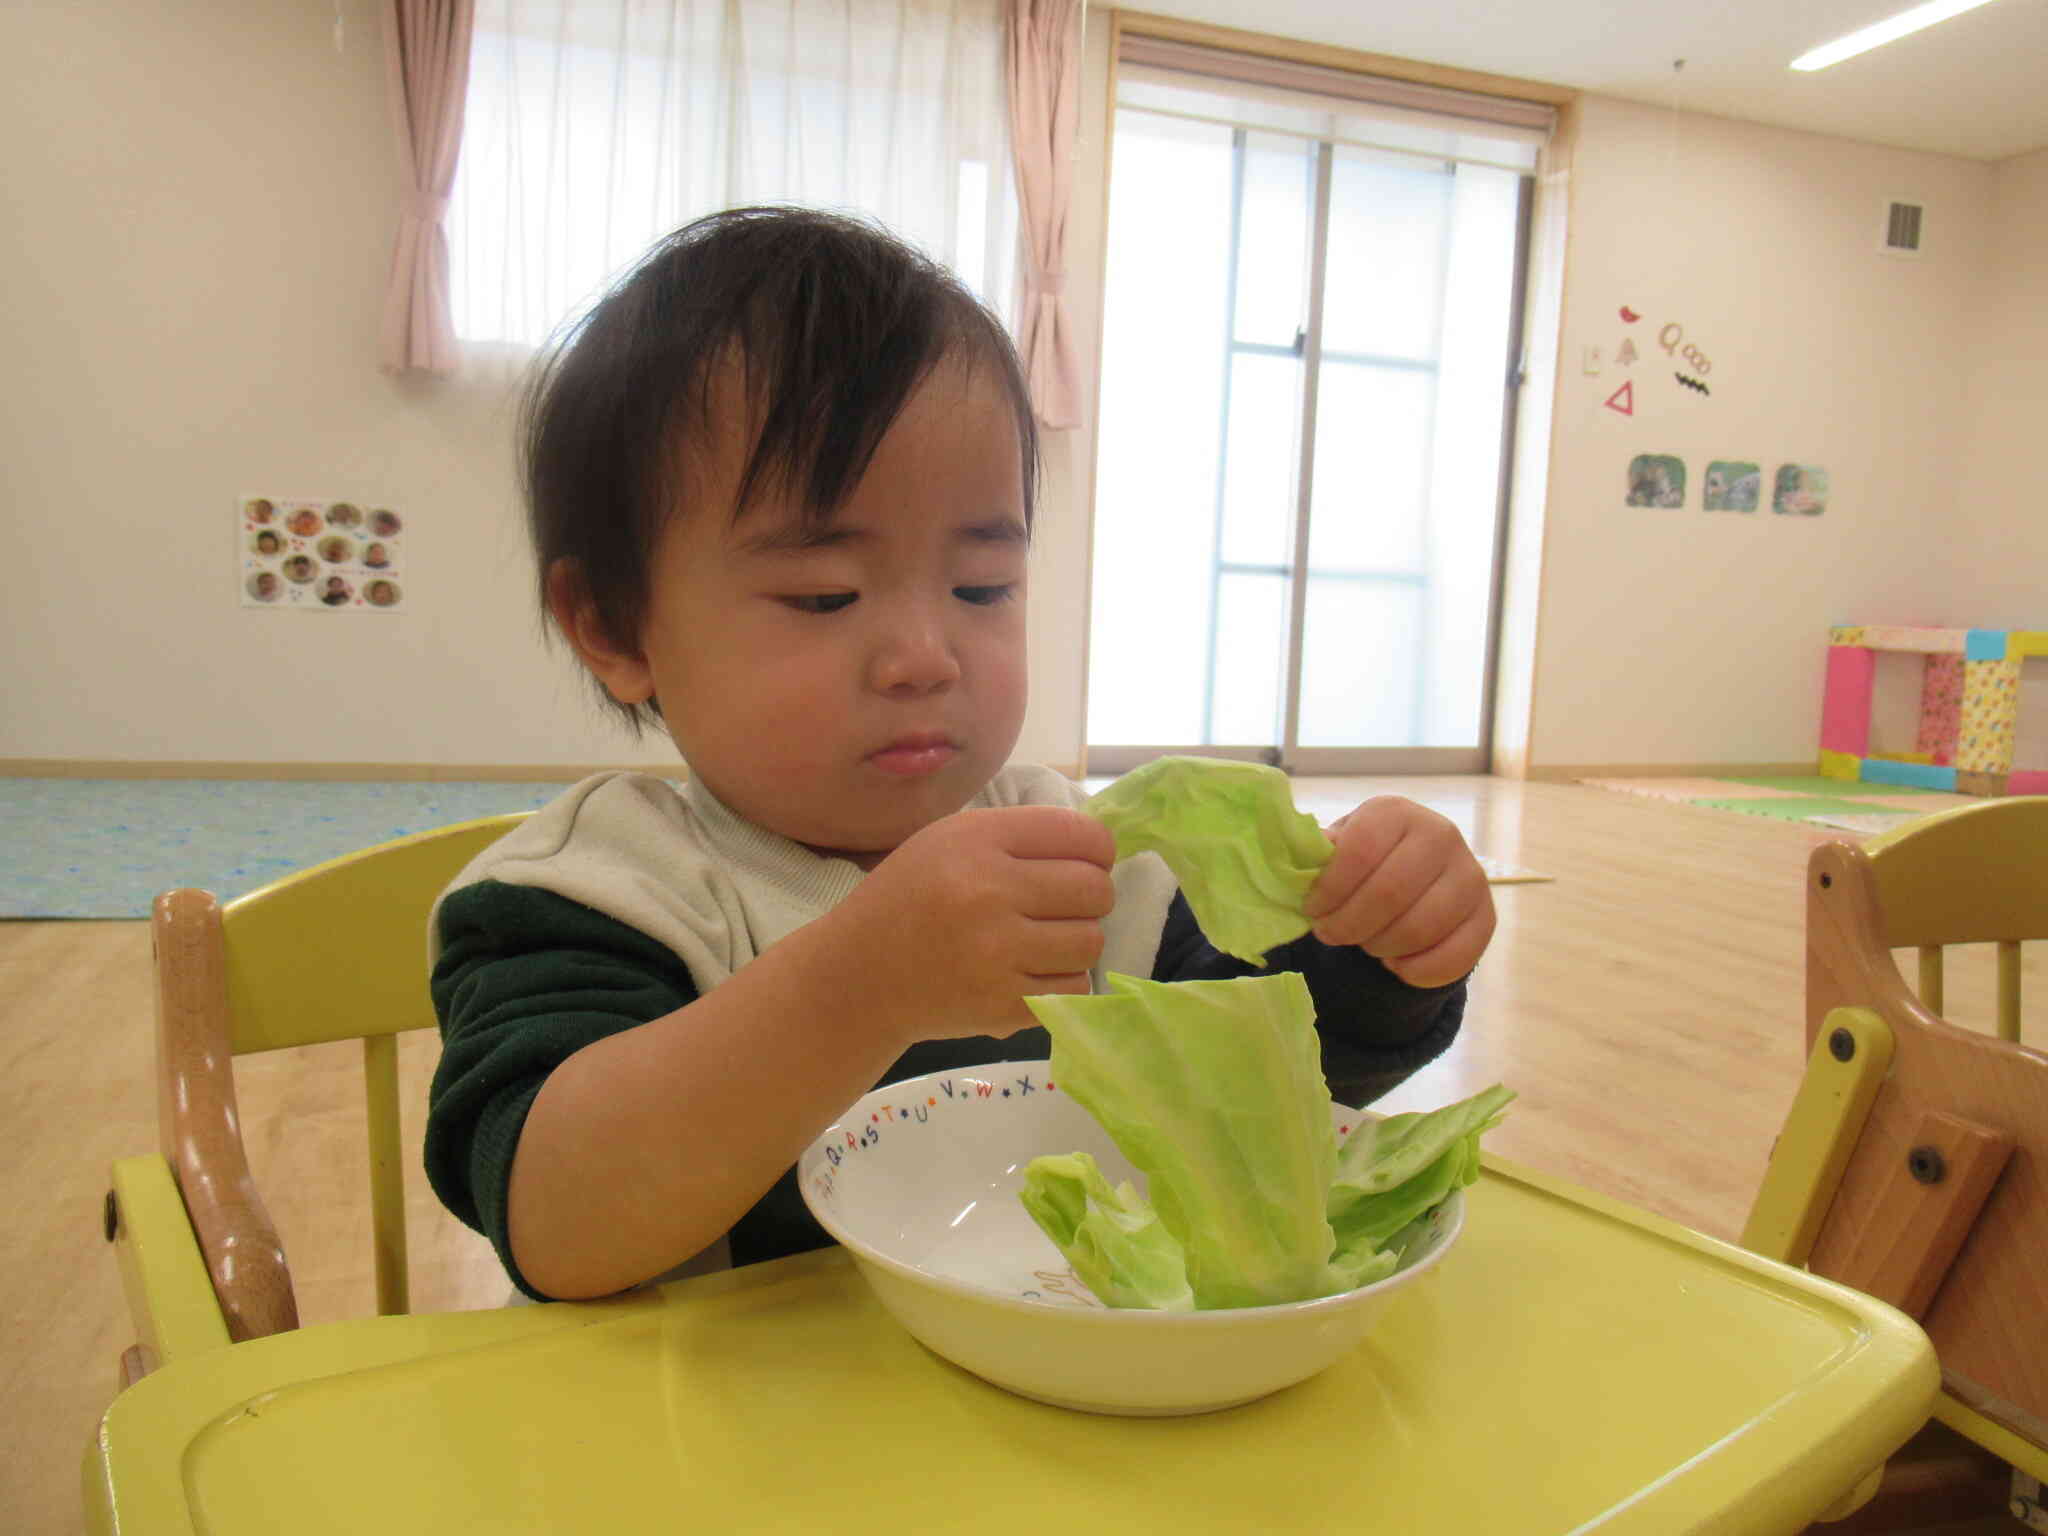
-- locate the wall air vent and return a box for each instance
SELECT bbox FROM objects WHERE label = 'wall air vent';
[1882,200,1924,256]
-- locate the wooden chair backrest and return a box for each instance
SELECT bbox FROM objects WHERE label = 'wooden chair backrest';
[1803,809,2048,1458]
[1860,797,2048,1040]
[153,813,528,1341]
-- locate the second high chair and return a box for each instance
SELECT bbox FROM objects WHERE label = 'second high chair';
[1744,796,2048,1524]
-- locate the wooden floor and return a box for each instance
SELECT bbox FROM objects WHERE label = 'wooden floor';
[7,776,2037,1533]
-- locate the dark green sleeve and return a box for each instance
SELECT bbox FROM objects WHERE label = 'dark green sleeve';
[1150,891,1466,1107]
[424,880,699,1300]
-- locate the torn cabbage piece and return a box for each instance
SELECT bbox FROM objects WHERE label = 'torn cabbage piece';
[1087,756,1333,964]
[1022,972,1512,1310]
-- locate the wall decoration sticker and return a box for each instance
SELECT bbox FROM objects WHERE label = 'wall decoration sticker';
[1596,307,1722,417]
[1657,321,1711,377]
[1772,465,1829,516]
[238,496,405,609]
[1703,461,1761,511]
[1626,454,1686,507]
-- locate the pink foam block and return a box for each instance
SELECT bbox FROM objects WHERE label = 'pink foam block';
[2008,770,2048,795]
[1820,645,1876,756]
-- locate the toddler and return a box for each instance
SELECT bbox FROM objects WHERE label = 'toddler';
[425,206,1496,1301]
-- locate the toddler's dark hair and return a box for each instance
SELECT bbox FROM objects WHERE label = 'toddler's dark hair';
[522,205,1041,733]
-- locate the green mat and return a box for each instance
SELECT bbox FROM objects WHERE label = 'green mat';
[1577,773,1964,838]
[1718,775,1953,797]
[1694,796,1899,823]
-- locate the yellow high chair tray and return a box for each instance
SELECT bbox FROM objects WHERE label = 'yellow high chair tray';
[88,1155,1935,1535]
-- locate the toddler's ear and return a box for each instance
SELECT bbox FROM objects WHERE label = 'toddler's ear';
[546,558,655,706]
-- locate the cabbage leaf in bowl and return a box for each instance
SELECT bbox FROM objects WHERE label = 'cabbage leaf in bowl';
[1022,972,1512,1310]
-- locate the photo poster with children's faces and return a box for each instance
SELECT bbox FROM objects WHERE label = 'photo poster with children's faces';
[238,497,406,611]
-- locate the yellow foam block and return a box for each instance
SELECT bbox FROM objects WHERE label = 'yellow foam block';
[1860,625,1967,654]
[2011,630,2048,659]
[1819,750,1861,781]
[1956,658,2022,774]
[1869,751,1934,765]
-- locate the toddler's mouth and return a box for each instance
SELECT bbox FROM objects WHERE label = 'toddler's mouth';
[868,734,959,777]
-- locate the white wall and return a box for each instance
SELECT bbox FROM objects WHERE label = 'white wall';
[1954,146,2048,613]
[0,2,627,770]
[1953,146,2048,768]
[0,0,1102,775]
[1,5,2037,778]
[1521,96,1999,770]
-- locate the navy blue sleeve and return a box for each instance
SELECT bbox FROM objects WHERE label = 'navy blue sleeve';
[1149,891,1465,1107]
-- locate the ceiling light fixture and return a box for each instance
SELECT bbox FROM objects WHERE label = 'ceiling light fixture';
[1790,0,2002,70]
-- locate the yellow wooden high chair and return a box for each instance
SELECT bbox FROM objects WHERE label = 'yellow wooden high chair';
[92,810,1950,1535]
[1744,796,2048,1528]
[102,812,529,1381]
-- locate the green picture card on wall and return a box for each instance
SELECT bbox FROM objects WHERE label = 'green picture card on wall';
[1626,454,1685,508]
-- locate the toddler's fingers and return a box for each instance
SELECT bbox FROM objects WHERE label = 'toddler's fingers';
[1310,824,1445,946]
[988,988,1078,1040]
[1385,902,1496,990]
[1302,801,1409,921]
[989,804,1117,867]
[1016,916,1106,980]
[1021,968,1094,995]
[1016,860,1116,921]
[1357,864,1491,963]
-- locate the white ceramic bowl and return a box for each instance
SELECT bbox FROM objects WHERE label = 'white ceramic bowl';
[799,1060,1464,1416]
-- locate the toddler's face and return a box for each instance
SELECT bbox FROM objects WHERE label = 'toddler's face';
[577,357,1030,866]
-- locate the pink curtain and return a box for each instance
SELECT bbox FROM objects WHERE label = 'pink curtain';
[1004,0,1083,430]
[380,0,476,374]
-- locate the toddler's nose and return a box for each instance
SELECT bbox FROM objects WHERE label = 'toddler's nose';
[871,611,963,695]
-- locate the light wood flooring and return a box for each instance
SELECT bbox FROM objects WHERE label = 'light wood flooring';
[6,776,2038,1533]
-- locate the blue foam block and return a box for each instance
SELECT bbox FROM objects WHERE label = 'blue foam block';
[1966,629,2009,661]
[1859,759,1957,790]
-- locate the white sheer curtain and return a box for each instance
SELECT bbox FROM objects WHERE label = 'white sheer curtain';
[450,0,1018,349]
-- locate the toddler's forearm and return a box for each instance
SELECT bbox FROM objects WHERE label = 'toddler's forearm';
[503,913,908,1300]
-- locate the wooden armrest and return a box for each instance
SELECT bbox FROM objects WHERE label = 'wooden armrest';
[153,890,298,1341]
[106,1154,231,1377]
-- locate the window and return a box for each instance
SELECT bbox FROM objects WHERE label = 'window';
[448,0,1017,348]
[1088,37,1547,773]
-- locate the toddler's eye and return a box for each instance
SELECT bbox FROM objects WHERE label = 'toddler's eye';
[783,592,857,614]
[955,584,1015,606]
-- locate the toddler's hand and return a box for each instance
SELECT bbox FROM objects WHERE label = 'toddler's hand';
[830,806,1116,1042]
[1300,798,1494,989]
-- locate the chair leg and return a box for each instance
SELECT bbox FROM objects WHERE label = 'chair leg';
[1802,1420,2015,1531]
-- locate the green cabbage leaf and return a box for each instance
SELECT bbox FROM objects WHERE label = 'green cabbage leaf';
[1327,1085,1514,1276]
[1085,756,1333,964]
[1022,971,1511,1310]
[1017,1152,1194,1311]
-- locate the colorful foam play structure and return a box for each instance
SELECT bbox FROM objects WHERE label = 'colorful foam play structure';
[1820,624,2048,797]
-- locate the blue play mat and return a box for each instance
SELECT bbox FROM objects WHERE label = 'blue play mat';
[0,779,589,919]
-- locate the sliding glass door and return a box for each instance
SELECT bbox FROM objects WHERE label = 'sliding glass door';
[1087,92,1534,774]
